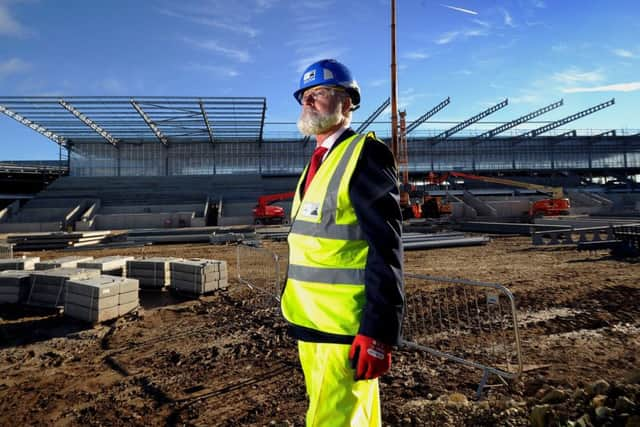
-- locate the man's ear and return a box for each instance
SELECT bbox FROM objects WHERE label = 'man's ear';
[342,96,352,114]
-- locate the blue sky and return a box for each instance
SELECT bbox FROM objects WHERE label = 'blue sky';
[0,0,639,160]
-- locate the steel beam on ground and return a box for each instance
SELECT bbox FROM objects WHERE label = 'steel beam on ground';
[518,98,615,139]
[406,97,451,135]
[0,105,68,146]
[434,99,508,141]
[130,100,168,146]
[59,100,119,147]
[475,99,563,141]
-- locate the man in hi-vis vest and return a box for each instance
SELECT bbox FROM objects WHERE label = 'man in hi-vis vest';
[281,58,404,426]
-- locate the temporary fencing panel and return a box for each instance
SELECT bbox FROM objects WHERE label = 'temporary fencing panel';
[402,273,523,396]
[236,244,282,309]
[236,245,524,396]
[0,243,13,259]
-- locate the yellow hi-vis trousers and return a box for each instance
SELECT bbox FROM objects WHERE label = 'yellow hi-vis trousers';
[298,341,381,427]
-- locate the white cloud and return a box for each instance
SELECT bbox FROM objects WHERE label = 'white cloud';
[562,82,640,93]
[501,8,514,27]
[184,63,239,78]
[292,49,347,73]
[436,31,460,45]
[0,57,29,77]
[612,49,636,59]
[158,8,259,38]
[403,51,430,60]
[369,79,387,87]
[181,37,250,63]
[435,27,488,45]
[0,1,29,37]
[440,4,478,15]
[532,0,546,8]
[552,68,604,85]
[472,19,490,28]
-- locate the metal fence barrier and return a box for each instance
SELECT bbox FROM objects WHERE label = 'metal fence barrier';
[236,244,282,309]
[236,245,523,397]
[402,273,523,397]
[0,242,13,259]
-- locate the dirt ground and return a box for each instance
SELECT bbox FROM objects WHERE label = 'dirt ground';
[0,235,638,426]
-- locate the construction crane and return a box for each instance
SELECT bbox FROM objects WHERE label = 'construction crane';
[252,192,295,225]
[438,172,570,217]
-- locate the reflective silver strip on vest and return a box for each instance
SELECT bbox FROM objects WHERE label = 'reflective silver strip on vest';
[287,264,365,285]
[291,134,366,241]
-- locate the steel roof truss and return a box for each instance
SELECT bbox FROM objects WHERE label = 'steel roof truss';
[475,99,563,141]
[0,104,68,146]
[518,99,615,139]
[356,97,391,134]
[406,97,451,135]
[130,100,169,146]
[59,99,119,147]
[435,99,508,140]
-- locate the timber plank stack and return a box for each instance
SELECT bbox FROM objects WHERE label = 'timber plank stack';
[0,256,40,271]
[170,259,228,295]
[64,275,139,323]
[77,256,134,276]
[27,268,101,308]
[35,256,94,271]
[127,257,180,289]
[0,270,32,303]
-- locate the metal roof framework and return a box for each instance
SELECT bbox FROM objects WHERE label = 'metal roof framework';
[0,96,267,147]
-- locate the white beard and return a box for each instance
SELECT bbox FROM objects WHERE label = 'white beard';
[297,103,344,136]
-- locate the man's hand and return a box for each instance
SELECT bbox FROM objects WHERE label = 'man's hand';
[348,334,392,380]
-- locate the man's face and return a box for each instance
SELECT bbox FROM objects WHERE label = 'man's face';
[297,86,347,136]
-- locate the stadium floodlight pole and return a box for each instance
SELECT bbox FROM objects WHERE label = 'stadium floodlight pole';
[390,0,399,161]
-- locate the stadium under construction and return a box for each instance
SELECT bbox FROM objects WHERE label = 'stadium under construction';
[0,95,639,233]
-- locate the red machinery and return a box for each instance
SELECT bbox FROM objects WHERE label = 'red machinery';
[252,192,295,225]
[438,171,571,217]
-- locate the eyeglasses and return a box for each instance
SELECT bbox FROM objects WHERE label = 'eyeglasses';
[301,86,345,103]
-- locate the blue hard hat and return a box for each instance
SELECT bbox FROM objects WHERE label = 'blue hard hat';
[293,59,361,108]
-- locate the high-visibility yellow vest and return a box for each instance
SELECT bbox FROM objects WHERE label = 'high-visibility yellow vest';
[282,133,380,339]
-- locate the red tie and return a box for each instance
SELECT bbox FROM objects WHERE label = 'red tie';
[304,146,328,194]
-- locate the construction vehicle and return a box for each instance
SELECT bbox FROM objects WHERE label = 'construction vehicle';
[438,171,570,217]
[252,192,295,225]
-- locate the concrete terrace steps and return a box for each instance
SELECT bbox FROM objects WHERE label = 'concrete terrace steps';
[2,175,299,232]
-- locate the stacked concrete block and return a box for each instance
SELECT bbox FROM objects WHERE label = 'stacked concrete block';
[64,275,139,323]
[0,270,32,303]
[0,257,40,271]
[27,268,101,308]
[127,257,179,289]
[34,256,94,271]
[77,256,134,277]
[170,259,228,295]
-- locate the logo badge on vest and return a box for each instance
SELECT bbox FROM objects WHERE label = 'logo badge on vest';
[301,202,319,218]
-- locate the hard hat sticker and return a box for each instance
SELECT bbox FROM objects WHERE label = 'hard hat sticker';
[303,70,316,83]
[323,69,334,80]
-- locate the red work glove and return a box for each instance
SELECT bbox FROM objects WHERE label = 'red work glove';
[349,334,392,381]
